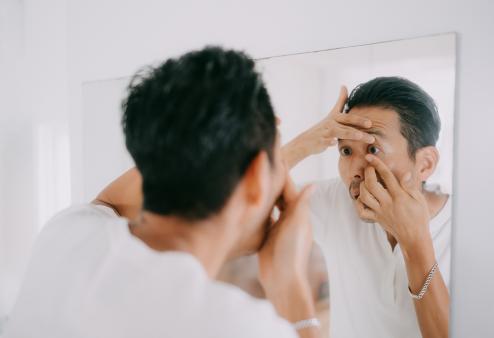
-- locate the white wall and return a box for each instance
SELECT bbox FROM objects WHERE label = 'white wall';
[0,0,71,320]
[1,0,493,336]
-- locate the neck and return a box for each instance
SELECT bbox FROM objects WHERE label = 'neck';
[129,211,234,278]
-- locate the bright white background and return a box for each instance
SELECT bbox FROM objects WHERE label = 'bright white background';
[1,1,493,336]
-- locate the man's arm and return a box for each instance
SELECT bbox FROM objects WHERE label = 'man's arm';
[92,167,143,220]
[357,154,449,338]
[258,176,320,338]
[403,240,449,338]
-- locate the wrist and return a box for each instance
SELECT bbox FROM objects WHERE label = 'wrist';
[402,235,436,270]
[400,230,433,261]
[264,275,315,323]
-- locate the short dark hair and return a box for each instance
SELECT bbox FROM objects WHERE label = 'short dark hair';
[346,76,440,158]
[122,47,276,220]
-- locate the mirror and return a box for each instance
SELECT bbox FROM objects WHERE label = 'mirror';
[220,33,456,338]
[76,34,456,337]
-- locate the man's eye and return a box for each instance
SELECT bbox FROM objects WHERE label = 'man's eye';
[367,145,380,155]
[339,147,352,156]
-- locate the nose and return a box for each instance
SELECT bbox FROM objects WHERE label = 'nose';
[349,155,367,181]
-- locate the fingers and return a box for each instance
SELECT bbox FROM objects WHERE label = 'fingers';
[364,166,390,204]
[355,199,377,222]
[331,86,348,114]
[333,125,375,143]
[358,181,380,211]
[365,154,401,197]
[275,116,281,126]
[335,113,372,130]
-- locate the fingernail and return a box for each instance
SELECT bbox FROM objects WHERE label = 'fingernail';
[403,172,412,182]
[365,154,373,162]
[367,136,375,143]
[365,120,372,128]
[354,131,363,139]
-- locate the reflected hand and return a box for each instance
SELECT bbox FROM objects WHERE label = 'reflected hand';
[356,154,431,253]
[282,86,375,168]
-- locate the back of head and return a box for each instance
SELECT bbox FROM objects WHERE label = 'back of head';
[122,47,276,220]
[346,76,441,158]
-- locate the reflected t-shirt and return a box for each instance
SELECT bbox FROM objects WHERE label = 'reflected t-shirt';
[4,204,297,338]
[309,178,451,338]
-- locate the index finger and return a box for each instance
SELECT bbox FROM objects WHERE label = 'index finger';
[335,113,372,129]
[365,154,401,196]
[329,86,348,116]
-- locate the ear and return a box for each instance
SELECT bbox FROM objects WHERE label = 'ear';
[241,151,271,207]
[414,146,440,182]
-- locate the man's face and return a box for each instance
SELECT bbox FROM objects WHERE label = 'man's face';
[337,106,417,218]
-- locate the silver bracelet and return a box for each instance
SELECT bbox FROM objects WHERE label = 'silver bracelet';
[408,262,439,300]
[292,318,321,331]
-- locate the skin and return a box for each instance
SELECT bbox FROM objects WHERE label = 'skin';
[283,88,449,338]
[94,136,320,338]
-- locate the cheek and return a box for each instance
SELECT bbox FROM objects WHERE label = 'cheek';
[383,157,414,181]
[338,158,351,185]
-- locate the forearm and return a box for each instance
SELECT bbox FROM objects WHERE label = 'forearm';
[93,167,143,220]
[282,135,313,170]
[264,276,320,338]
[402,239,449,338]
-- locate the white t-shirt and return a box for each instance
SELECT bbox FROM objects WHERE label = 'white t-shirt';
[310,178,451,338]
[4,204,297,338]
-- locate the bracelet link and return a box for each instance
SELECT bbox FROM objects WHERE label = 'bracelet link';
[292,318,321,331]
[408,262,439,300]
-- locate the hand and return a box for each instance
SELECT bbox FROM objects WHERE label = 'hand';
[258,174,315,294]
[282,86,375,169]
[356,154,431,253]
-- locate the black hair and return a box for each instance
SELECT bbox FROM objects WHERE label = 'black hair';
[346,76,440,158]
[122,46,276,220]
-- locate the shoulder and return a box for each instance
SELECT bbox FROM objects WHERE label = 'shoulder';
[34,203,121,255]
[43,203,118,233]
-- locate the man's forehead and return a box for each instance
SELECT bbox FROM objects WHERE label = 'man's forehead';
[348,106,401,137]
[365,128,386,138]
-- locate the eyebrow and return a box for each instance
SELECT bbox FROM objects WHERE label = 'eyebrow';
[337,128,386,143]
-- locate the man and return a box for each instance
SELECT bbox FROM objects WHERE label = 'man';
[4,47,375,338]
[283,77,450,338]
[72,77,446,338]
